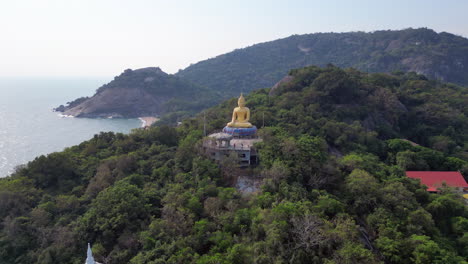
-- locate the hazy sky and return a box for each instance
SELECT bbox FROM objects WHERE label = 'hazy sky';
[1,0,467,77]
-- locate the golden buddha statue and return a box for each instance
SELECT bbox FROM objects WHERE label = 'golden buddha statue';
[227,94,253,128]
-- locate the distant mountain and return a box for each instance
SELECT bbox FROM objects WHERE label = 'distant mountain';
[176,28,468,97]
[56,67,216,118]
[59,28,468,119]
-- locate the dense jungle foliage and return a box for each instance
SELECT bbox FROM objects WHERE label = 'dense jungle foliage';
[1,66,467,263]
[177,28,468,97]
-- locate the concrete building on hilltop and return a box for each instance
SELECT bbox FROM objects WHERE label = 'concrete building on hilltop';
[203,94,262,167]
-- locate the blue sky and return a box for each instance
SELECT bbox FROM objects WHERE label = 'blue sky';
[1,0,467,77]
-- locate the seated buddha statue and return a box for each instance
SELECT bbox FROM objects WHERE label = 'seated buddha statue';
[227,93,253,128]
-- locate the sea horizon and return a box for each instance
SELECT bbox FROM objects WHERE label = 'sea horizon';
[0,78,142,177]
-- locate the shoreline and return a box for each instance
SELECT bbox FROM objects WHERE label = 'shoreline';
[138,117,159,128]
[57,113,75,118]
[55,111,158,128]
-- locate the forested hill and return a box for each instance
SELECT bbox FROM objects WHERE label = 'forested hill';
[58,28,468,119]
[1,66,467,263]
[177,28,468,97]
[55,67,218,118]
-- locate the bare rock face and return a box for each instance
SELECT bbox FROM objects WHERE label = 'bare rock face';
[269,75,294,96]
[62,87,167,118]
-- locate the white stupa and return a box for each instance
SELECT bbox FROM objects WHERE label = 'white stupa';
[85,243,101,264]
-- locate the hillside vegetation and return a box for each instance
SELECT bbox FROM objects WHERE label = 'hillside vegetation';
[1,66,467,263]
[177,28,468,97]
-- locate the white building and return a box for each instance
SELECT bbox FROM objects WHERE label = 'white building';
[85,243,102,264]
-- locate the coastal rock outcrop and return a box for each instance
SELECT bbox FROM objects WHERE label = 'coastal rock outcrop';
[56,67,215,118]
[60,87,166,118]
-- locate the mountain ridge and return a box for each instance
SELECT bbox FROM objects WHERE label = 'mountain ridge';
[176,27,468,96]
[58,28,468,119]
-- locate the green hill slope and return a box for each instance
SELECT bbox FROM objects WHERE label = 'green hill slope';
[177,28,468,97]
[1,66,467,263]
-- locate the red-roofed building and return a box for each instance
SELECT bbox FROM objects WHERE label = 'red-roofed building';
[406,171,468,192]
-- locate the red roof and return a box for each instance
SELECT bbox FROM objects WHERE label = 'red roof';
[406,171,468,192]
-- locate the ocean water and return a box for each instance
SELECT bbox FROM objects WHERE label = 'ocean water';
[0,78,141,177]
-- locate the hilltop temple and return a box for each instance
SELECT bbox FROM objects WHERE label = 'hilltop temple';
[203,94,262,167]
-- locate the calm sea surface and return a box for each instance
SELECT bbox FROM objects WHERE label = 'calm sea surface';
[0,78,141,177]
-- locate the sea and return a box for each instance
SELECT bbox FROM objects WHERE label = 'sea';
[0,78,142,177]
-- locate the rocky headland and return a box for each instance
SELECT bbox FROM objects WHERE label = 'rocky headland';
[55,67,215,118]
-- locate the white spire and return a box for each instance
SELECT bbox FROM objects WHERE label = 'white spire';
[85,243,95,264]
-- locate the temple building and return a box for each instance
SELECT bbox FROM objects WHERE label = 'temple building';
[203,94,262,167]
[406,171,468,193]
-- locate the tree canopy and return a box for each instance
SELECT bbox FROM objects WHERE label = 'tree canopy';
[1,66,467,263]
